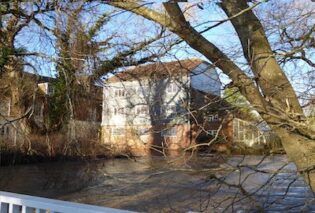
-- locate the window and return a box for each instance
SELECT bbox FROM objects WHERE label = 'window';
[167,82,178,93]
[207,130,218,136]
[208,114,219,122]
[152,106,160,116]
[136,105,149,115]
[160,104,177,115]
[159,104,181,119]
[103,108,110,116]
[48,85,54,95]
[0,127,5,135]
[0,126,8,136]
[161,127,177,137]
[114,89,126,97]
[113,108,125,115]
[112,128,125,136]
[38,82,54,96]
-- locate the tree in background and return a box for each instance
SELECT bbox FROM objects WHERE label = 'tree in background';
[0,1,56,152]
[0,0,174,156]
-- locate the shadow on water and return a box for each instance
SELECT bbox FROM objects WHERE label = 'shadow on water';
[0,155,315,212]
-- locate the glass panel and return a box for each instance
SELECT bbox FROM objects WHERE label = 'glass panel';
[161,127,177,137]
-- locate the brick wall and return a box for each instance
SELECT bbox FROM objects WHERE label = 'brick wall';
[101,124,192,156]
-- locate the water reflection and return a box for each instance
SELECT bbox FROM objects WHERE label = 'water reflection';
[0,155,314,212]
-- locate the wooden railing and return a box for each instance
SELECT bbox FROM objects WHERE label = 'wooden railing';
[0,191,133,213]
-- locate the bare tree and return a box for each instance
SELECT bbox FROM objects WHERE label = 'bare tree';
[257,0,315,113]
[0,1,56,152]
[1,0,175,157]
[105,0,315,191]
[49,1,170,155]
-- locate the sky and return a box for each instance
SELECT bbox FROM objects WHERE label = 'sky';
[11,0,315,102]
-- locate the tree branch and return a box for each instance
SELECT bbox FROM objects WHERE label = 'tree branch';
[107,1,268,115]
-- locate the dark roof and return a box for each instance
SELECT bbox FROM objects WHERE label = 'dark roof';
[106,59,205,83]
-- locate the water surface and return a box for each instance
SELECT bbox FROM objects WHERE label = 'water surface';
[0,155,314,212]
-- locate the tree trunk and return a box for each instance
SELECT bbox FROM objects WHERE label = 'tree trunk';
[220,0,303,116]
[3,68,31,148]
[108,1,315,192]
[275,127,315,192]
[220,0,315,191]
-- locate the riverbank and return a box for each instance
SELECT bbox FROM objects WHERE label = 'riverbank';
[0,141,114,166]
[0,150,94,166]
[0,140,285,166]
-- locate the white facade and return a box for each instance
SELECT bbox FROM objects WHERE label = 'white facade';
[102,76,189,126]
[101,61,221,129]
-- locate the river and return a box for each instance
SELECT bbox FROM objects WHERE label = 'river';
[0,155,314,212]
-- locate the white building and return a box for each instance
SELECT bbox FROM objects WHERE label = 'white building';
[101,59,224,156]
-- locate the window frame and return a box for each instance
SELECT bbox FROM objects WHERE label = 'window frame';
[207,130,218,136]
[161,127,177,137]
[114,89,126,98]
[113,107,125,116]
[208,113,219,122]
[136,105,149,115]
[0,126,8,136]
[167,82,178,93]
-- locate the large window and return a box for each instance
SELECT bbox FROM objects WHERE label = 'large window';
[48,85,54,95]
[113,108,125,115]
[152,106,160,116]
[167,82,178,93]
[161,127,177,137]
[114,89,126,97]
[208,113,219,122]
[159,104,178,118]
[207,130,218,136]
[136,105,149,115]
[0,126,8,136]
[0,127,5,135]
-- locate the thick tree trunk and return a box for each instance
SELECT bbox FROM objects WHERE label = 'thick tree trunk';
[109,1,315,192]
[0,10,32,146]
[219,0,315,191]
[275,127,315,192]
[220,0,303,116]
[1,68,32,148]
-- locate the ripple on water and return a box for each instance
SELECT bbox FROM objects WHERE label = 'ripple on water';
[0,155,314,212]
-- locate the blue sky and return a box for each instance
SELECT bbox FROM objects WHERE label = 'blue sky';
[13,0,314,101]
